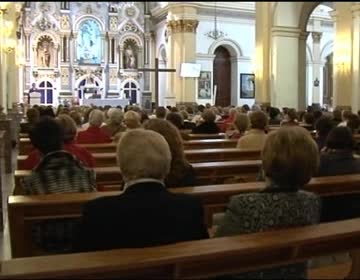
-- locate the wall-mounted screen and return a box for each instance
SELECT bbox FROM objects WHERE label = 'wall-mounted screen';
[180,63,201,78]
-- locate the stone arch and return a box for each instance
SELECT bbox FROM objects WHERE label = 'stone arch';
[208,38,243,57]
[157,44,167,63]
[320,40,334,62]
[74,15,105,31]
[31,31,59,49]
[119,33,143,48]
[306,43,313,63]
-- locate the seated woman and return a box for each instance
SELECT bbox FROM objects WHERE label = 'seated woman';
[23,114,95,169]
[225,112,249,140]
[317,126,360,176]
[22,117,96,253]
[77,109,112,144]
[144,119,197,188]
[280,108,299,127]
[113,110,142,143]
[215,126,321,279]
[101,108,126,137]
[191,109,220,134]
[237,111,268,150]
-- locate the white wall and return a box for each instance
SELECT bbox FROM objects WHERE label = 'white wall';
[195,17,255,107]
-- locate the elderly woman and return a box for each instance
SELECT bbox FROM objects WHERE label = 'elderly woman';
[73,129,208,252]
[225,113,249,139]
[101,108,126,137]
[113,110,142,143]
[77,109,112,144]
[215,126,321,279]
[237,110,268,150]
[192,109,220,134]
[22,114,95,169]
[144,119,197,188]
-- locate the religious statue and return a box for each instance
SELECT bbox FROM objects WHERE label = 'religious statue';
[85,70,95,85]
[124,45,136,69]
[38,41,51,67]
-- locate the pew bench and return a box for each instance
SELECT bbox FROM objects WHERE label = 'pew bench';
[13,160,263,194]
[18,138,238,155]
[8,173,360,258]
[1,218,360,279]
[17,149,261,168]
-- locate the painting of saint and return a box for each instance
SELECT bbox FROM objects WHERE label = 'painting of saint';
[77,19,101,64]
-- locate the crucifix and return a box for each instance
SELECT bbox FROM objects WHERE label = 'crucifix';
[138,58,176,108]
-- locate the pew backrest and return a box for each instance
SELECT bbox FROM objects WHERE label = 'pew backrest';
[2,218,360,279]
[8,173,360,258]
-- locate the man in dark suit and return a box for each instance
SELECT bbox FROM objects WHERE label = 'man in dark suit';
[73,129,209,252]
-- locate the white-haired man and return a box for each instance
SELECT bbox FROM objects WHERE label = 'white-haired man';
[77,109,112,144]
[73,129,209,252]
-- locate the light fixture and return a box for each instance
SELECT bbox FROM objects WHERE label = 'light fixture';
[205,2,226,40]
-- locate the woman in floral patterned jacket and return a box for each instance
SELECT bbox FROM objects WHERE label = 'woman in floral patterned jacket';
[215,126,321,279]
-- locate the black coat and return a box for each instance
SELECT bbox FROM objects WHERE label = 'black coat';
[192,122,220,134]
[73,182,209,252]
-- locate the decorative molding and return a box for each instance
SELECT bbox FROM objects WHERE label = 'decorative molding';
[272,26,302,38]
[311,31,322,43]
[166,19,199,35]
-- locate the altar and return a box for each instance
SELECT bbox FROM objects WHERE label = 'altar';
[82,98,129,107]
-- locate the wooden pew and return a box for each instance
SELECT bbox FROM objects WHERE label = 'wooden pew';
[8,173,360,258]
[17,149,261,168]
[18,138,238,155]
[2,218,360,279]
[13,160,262,194]
[186,133,225,140]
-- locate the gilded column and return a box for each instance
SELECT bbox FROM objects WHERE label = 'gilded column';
[166,17,198,105]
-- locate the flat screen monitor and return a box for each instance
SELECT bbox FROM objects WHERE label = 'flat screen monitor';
[180,63,201,78]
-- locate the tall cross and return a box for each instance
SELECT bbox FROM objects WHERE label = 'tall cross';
[138,58,176,107]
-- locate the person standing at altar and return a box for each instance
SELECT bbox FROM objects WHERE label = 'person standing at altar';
[28,83,38,105]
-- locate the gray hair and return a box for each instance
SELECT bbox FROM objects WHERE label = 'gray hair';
[117,129,171,182]
[89,109,104,127]
[107,108,124,125]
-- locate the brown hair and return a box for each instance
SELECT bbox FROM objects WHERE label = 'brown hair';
[262,126,319,188]
[249,111,268,130]
[143,119,192,187]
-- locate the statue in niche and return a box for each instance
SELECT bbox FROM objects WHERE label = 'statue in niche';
[123,40,138,69]
[37,38,53,67]
[85,69,96,85]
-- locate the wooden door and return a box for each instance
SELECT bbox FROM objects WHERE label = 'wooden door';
[213,46,231,107]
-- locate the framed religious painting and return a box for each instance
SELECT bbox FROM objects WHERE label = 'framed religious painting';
[240,73,255,99]
[198,71,212,99]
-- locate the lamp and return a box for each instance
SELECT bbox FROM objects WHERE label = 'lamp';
[205,2,226,40]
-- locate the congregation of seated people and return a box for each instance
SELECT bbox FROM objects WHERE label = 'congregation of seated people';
[13,101,360,279]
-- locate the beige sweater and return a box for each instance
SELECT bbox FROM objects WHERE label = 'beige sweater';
[236,129,267,150]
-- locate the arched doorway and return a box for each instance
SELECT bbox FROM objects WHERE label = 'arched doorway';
[213,46,231,107]
[38,81,53,104]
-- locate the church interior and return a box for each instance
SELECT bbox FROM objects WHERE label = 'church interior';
[1,1,360,279]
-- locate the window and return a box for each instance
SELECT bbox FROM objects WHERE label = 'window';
[123,82,137,104]
[38,81,53,104]
[61,2,69,10]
